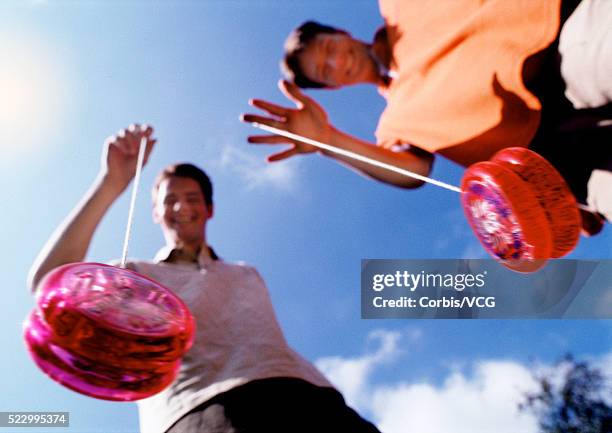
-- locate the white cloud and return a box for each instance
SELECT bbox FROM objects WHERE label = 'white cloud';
[596,352,612,405]
[315,329,612,433]
[217,144,300,192]
[315,329,403,410]
[597,352,612,376]
[371,361,539,433]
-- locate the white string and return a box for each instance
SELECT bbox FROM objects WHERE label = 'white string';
[250,123,603,215]
[252,122,462,193]
[120,136,148,269]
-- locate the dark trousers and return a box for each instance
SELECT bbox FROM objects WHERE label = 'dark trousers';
[165,378,382,433]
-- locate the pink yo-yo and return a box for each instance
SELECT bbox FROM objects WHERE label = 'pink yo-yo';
[24,262,194,401]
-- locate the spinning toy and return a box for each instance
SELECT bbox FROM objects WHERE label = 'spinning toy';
[25,137,195,401]
[250,123,583,272]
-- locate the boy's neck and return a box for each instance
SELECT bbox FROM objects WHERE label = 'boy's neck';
[167,240,210,263]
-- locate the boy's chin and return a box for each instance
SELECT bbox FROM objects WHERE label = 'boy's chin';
[175,232,203,245]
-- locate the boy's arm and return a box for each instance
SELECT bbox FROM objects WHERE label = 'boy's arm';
[241,80,433,188]
[27,124,156,293]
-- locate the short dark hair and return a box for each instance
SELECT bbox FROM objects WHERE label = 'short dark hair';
[152,163,213,206]
[281,21,348,89]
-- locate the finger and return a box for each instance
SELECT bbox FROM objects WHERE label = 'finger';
[109,134,131,154]
[104,135,118,147]
[114,127,140,155]
[141,124,154,136]
[134,123,154,137]
[123,129,140,155]
[128,123,154,139]
[278,79,311,108]
[249,99,289,117]
[240,114,285,129]
[247,134,292,144]
[136,134,152,154]
[105,134,132,157]
[143,138,157,164]
[268,147,299,162]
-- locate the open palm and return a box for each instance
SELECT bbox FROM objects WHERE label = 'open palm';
[242,80,331,161]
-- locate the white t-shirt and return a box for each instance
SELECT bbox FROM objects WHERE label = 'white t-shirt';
[559,0,612,109]
[128,248,332,433]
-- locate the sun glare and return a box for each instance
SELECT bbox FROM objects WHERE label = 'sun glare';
[0,28,73,161]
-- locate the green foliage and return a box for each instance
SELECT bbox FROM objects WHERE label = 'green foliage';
[520,355,612,433]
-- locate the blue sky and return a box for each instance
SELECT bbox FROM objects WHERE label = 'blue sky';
[1,1,610,432]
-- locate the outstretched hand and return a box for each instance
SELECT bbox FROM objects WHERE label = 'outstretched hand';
[241,80,331,162]
[101,123,156,193]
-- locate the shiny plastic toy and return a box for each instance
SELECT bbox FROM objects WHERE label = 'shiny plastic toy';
[249,123,585,274]
[24,262,194,401]
[461,147,581,272]
[492,147,581,258]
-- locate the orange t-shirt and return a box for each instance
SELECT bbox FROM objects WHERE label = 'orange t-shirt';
[375,0,562,167]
